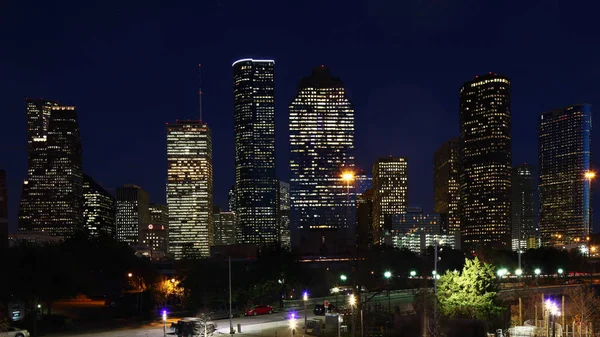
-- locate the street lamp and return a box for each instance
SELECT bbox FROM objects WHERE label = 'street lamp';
[545,300,561,337]
[384,271,392,313]
[515,269,523,277]
[303,292,308,334]
[128,272,133,278]
[289,313,297,337]
[340,274,347,282]
[557,268,564,277]
[409,270,417,278]
[534,268,541,276]
[162,310,167,337]
[349,294,356,307]
[497,268,508,279]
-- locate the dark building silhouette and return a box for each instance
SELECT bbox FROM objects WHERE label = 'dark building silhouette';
[19,100,83,236]
[433,137,461,234]
[233,58,278,245]
[357,188,374,253]
[539,104,592,246]
[0,170,7,250]
[116,184,149,245]
[289,66,355,255]
[459,73,512,252]
[83,175,116,237]
[512,164,537,250]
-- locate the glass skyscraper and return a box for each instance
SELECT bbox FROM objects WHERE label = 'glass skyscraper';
[459,73,512,252]
[511,164,537,250]
[19,100,84,236]
[289,66,355,255]
[83,174,116,237]
[232,58,278,245]
[539,104,592,246]
[277,180,291,250]
[372,156,408,245]
[166,121,213,259]
[433,137,460,234]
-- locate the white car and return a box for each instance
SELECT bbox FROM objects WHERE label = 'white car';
[0,327,30,337]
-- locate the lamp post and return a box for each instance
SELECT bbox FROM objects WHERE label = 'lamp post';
[585,171,595,241]
[384,271,392,313]
[534,268,541,287]
[289,313,297,337]
[162,310,167,337]
[349,294,356,337]
[409,270,417,278]
[303,292,308,334]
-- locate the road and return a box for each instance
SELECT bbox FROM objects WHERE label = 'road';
[60,311,311,337]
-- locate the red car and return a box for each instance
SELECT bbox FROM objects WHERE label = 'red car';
[244,305,274,316]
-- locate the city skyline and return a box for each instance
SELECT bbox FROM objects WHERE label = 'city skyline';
[3,2,600,235]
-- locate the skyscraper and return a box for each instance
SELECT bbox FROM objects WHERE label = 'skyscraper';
[0,170,7,250]
[116,184,149,245]
[356,171,372,195]
[233,58,278,245]
[459,73,512,251]
[539,104,592,246]
[19,100,84,236]
[213,207,237,246]
[372,156,408,245]
[166,121,213,259]
[356,188,374,254]
[141,203,169,256]
[433,137,461,234]
[83,174,116,237]
[149,203,169,227]
[512,164,537,250]
[289,66,355,255]
[228,186,236,213]
[277,180,291,250]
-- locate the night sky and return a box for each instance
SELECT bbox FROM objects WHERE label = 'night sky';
[1,0,599,233]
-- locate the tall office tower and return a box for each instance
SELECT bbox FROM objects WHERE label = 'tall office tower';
[356,188,374,254]
[19,101,84,236]
[372,156,408,245]
[116,184,149,245]
[433,137,461,234]
[459,73,512,251]
[356,171,372,195]
[512,164,537,250]
[289,66,355,255]
[233,58,278,245]
[149,203,169,227]
[167,121,213,259]
[213,207,237,245]
[277,181,291,250]
[539,104,592,246]
[228,186,236,212]
[83,175,116,237]
[0,170,7,250]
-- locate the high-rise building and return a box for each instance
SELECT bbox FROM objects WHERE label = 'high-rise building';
[539,104,592,246]
[372,156,408,245]
[116,184,149,245]
[512,164,537,250]
[459,73,512,251]
[19,100,84,236]
[167,121,213,259]
[233,58,278,245]
[83,175,116,237]
[356,188,374,254]
[149,203,169,227]
[228,186,236,213]
[356,171,372,195]
[433,137,461,234]
[0,170,7,250]
[289,66,355,255]
[277,181,291,250]
[213,207,237,246]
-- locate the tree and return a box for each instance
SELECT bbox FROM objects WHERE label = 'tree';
[153,276,185,309]
[565,286,600,329]
[437,257,503,320]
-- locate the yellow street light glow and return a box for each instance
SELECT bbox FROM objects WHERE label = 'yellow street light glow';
[349,294,356,307]
[341,171,355,182]
[585,171,596,180]
[128,273,133,278]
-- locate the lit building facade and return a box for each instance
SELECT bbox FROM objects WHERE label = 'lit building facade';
[0,170,7,250]
[539,104,592,246]
[393,232,461,253]
[278,180,291,250]
[139,223,168,254]
[459,73,512,251]
[166,121,213,259]
[289,66,355,255]
[149,203,169,227]
[213,207,237,245]
[372,156,408,245]
[233,58,278,245]
[228,186,236,213]
[19,101,84,236]
[116,184,149,245]
[433,137,460,234]
[83,175,116,237]
[390,209,440,236]
[356,171,372,195]
[511,164,537,250]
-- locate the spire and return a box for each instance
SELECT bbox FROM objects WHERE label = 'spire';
[198,64,203,122]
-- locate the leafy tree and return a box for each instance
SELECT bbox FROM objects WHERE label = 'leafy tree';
[565,286,600,329]
[437,257,503,320]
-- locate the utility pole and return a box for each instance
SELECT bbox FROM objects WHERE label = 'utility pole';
[229,257,234,335]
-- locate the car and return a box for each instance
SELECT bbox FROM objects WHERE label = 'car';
[0,327,31,337]
[244,305,274,316]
